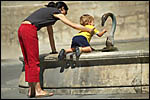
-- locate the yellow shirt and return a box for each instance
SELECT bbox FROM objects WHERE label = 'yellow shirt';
[75,25,99,43]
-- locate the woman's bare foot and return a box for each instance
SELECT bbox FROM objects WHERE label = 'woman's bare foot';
[28,83,36,97]
[28,87,31,96]
[35,90,54,97]
[28,82,53,98]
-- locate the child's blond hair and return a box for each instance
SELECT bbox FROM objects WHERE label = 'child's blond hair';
[80,14,94,26]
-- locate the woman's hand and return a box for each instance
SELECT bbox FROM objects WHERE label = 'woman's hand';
[49,51,58,54]
[90,27,96,35]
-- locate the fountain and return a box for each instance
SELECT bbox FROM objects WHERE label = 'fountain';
[18,12,149,95]
[93,12,118,52]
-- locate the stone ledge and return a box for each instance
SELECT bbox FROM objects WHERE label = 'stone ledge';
[44,50,149,60]
[38,50,149,69]
[19,50,149,68]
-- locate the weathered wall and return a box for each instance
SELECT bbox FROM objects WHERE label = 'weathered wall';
[1,1,149,59]
[19,63,149,94]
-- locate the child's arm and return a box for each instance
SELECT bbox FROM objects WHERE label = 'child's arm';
[96,29,107,37]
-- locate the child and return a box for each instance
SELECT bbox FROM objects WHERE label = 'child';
[58,14,107,60]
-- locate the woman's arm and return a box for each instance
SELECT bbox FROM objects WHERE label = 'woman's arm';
[47,25,57,53]
[54,14,93,33]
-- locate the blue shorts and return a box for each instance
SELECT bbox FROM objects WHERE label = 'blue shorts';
[71,36,90,48]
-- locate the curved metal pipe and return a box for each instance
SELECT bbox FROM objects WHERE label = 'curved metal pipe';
[101,12,117,46]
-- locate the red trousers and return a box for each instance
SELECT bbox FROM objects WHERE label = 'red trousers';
[18,24,40,82]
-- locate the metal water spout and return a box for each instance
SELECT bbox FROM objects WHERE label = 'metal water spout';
[101,12,118,51]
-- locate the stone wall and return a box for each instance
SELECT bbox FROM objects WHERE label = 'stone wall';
[1,1,149,59]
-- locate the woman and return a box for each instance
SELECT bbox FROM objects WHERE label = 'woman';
[18,1,94,98]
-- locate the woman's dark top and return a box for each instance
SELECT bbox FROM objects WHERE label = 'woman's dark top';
[24,7,61,31]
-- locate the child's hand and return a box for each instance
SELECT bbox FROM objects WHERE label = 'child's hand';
[96,28,107,37]
[102,29,107,33]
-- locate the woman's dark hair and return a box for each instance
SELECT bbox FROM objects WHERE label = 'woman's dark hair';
[45,1,68,11]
